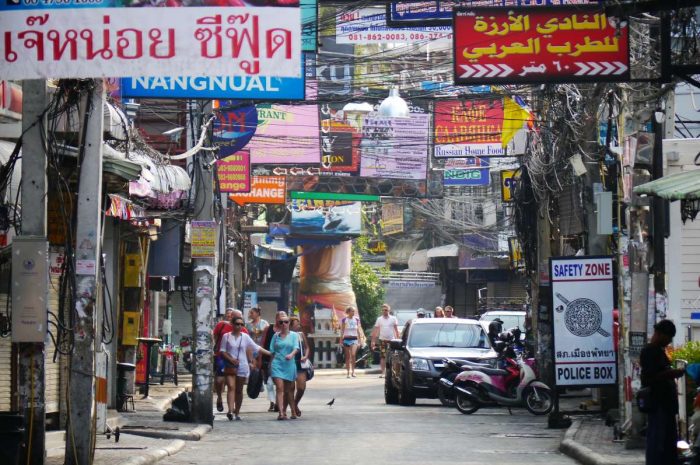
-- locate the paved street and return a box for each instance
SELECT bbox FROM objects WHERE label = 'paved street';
[166,375,578,465]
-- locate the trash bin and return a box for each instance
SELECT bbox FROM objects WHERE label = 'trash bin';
[0,412,24,465]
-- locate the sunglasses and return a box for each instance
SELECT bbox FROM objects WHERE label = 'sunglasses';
[280,320,290,324]
[233,323,244,326]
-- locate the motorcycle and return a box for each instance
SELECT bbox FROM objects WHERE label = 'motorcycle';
[436,358,491,407]
[179,336,193,373]
[440,340,553,416]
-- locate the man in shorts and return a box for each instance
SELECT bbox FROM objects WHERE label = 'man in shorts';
[371,303,399,377]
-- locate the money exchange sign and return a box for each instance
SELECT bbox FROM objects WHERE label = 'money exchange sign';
[453,6,629,84]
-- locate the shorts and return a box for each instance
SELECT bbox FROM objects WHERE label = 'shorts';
[214,354,226,377]
[378,339,390,358]
[343,338,358,347]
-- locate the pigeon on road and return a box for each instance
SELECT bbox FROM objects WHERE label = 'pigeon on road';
[327,398,335,407]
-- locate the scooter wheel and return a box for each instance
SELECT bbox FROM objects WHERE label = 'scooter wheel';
[455,389,480,414]
[524,387,554,415]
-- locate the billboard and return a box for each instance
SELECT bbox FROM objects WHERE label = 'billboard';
[381,201,404,236]
[443,158,491,186]
[336,7,452,44]
[453,6,629,85]
[216,151,250,194]
[1,7,301,80]
[319,103,360,176]
[360,113,430,180]
[229,176,286,206]
[434,99,505,158]
[290,199,362,236]
[551,256,616,386]
[248,104,320,165]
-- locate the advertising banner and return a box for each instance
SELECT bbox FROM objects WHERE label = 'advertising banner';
[216,151,250,193]
[443,157,491,186]
[248,104,320,165]
[360,113,430,180]
[551,256,616,386]
[290,199,362,236]
[381,201,404,236]
[1,7,301,80]
[500,168,520,202]
[336,7,452,44]
[453,6,629,85]
[229,176,286,206]
[212,101,257,159]
[434,99,505,158]
[191,220,216,259]
[319,103,360,176]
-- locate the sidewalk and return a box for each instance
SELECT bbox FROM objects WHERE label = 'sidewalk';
[558,393,644,465]
[45,367,380,465]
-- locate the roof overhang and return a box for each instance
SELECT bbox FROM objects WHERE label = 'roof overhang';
[633,169,700,200]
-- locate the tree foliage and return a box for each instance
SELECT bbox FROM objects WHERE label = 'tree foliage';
[350,236,385,332]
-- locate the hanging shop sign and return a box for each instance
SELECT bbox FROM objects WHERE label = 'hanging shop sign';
[212,101,258,159]
[229,176,286,206]
[387,0,596,27]
[319,103,360,176]
[434,99,505,158]
[301,0,318,52]
[443,157,490,186]
[290,199,362,236]
[500,168,520,202]
[360,113,430,180]
[550,256,616,386]
[0,7,301,80]
[248,104,320,165]
[381,201,404,236]
[453,5,629,85]
[191,220,217,259]
[336,7,452,44]
[217,151,251,194]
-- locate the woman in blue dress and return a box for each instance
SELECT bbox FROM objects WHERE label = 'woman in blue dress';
[270,312,300,420]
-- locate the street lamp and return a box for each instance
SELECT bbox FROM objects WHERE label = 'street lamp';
[378,86,409,118]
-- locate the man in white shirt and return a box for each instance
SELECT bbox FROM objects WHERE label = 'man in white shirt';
[371,303,399,377]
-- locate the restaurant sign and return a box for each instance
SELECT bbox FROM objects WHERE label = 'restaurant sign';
[453,6,629,85]
[0,7,301,80]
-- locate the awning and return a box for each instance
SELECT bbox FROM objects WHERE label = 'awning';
[426,244,460,258]
[634,169,700,200]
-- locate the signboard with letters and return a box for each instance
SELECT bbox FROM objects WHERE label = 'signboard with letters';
[0,7,301,80]
[336,7,452,44]
[453,6,629,85]
[216,151,250,194]
[551,256,616,386]
[248,104,320,165]
[443,158,491,186]
[500,169,520,202]
[434,99,505,158]
[229,176,286,206]
[191,221,216,259]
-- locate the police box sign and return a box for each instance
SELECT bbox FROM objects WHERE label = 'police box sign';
[550,256,616,386]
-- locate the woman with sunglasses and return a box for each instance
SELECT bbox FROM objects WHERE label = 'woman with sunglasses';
[269,311,300,420]
[338,306,365,378]
[289,315,310,417]
[221,316,271,421]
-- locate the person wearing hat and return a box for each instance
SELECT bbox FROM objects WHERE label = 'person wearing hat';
[641,319,685,465]
[416,308,426,318]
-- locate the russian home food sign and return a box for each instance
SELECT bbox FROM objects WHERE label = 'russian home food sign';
[0,7,301,80]
[550,256,616,386]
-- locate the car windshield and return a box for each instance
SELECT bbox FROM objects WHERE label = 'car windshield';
[408,323,489,349]
[483,314,524,331]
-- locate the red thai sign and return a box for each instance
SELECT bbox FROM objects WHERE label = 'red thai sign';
[453,6,629,85]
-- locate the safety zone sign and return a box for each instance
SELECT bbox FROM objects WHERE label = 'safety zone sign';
[550,256,617,386]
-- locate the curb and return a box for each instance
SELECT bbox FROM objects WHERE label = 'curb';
[116,439,186,465]
[315,368,381,377]
[559,420,640,465]
[120,424,212,441]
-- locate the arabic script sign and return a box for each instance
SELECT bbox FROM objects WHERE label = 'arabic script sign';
[453,6,629,85]
[0,7,301,80]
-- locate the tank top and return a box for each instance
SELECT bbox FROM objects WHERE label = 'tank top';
[342,317,360,338]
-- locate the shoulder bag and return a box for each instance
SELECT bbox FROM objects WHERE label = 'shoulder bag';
[223,335,242,376]
[636,386,655,413]
[298,333,314,380]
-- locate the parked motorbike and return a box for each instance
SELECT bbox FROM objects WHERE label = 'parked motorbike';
[439,339,553,415]
[436,358,491,407]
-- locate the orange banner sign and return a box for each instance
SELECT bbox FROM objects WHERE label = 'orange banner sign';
[229,176,286,206]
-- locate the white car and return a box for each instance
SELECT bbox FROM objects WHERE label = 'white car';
[479,310,526,333]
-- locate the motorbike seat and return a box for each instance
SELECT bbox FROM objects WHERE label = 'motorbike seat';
[473,367,510,376]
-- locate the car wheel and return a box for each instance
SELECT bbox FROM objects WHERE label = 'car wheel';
[384,368,399,405]
[398,374,416,406]
[455,387,480,414]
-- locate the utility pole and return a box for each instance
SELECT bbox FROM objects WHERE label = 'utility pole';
[65,79,105,465]
[191,117,216,425]
[18,79,48,465]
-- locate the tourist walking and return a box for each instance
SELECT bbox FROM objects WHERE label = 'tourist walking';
[220,316,270,421]
[371,303,399,377]
[213,309,233,413]
[261,311,284,412]
[269,312,300,420]
[247,307,269,347]
[338,306,365,378]
[290,315,310,417]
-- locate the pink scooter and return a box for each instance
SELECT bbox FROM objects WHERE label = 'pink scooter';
[441,350,553,415]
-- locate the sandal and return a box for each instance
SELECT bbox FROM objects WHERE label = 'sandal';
[227,412,233,421]
[295,407,301,417]
[290,415,297,420]
[216,399,224,412]
[277,415,287,421]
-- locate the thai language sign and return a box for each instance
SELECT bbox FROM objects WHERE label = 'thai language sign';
[217,151,250,193]
[360,113,430,180]
[229,176,285,206]
[453,6,629,85]
[0,7,301,80]
[551,256,616,386]
[336,7,452,44]
[434,99,504,158]
[191,220,216,259]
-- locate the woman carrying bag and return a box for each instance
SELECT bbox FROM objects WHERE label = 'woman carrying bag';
[290,315,312,417]
[221,316,271,421]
